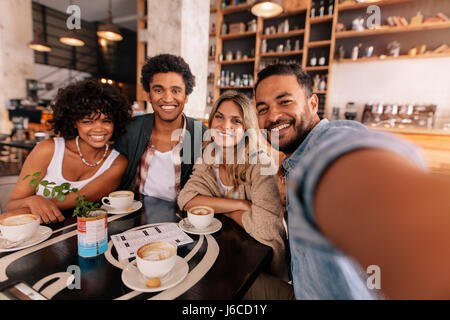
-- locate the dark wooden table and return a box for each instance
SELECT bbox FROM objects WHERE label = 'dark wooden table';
[0,196,272,300]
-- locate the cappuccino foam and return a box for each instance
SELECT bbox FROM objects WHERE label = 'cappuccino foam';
[138,242,175,261]
[1,215,37,226]
[191,207,213,215]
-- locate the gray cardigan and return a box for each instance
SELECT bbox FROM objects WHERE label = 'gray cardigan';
[178,161,288,280]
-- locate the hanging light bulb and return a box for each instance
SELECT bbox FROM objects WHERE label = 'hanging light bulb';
[251,0,284,18]
[97,0,123,41]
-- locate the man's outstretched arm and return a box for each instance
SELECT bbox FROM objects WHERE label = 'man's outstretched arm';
[314,148,450,299]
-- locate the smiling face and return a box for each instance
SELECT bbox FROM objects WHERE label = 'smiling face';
[255,74,320,155]
[148,72,189,122]
[75,112,114,149]
[210,100,245,149]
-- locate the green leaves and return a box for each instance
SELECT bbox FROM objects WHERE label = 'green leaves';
[23,171,100,218]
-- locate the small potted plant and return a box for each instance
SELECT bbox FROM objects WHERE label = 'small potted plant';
[24,172,108,258]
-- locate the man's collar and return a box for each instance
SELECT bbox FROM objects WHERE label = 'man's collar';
[282,119,329,172]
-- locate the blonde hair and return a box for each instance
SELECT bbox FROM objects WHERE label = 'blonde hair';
[203,90,263,193]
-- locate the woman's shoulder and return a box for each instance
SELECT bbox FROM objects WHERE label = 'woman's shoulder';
[32,138,56,155]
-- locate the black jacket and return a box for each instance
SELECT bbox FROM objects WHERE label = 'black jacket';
[113,113,207,192]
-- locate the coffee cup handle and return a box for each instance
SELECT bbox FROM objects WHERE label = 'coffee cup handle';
[101,197,111,206]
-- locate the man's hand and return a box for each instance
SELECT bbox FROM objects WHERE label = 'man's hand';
[22,196,65,224]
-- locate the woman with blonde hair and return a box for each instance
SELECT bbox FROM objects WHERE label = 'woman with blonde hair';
[178,91,292,298]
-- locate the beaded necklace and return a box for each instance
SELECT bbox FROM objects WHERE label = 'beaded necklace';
[75,136,109,167]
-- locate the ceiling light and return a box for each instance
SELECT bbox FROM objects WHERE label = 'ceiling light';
[59,30,85,46]
[97,0,123,41]
[28,39,52,52]
[251,0,284,18]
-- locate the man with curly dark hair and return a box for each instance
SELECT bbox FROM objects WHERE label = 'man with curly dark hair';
[114,54,207,210]
[5,79,132,223]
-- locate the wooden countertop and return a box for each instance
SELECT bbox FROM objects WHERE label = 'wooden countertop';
[367,125,450,136]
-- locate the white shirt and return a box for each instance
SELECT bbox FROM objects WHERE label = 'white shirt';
[143,149,176,201]
[213,167,239,199]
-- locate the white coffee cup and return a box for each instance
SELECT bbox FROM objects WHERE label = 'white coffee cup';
[0,214,40,242]
[187,206,214,229]
[102,190,134,210]
[136,241,177,279]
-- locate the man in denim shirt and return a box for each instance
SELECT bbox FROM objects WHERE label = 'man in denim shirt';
[254,63,450,299]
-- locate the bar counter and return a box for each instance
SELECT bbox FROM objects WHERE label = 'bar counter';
[369,126,450,176]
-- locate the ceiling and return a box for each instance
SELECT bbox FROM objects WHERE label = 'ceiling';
[38,0,138,31]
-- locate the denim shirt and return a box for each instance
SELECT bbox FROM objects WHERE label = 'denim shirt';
[284,119,427,299]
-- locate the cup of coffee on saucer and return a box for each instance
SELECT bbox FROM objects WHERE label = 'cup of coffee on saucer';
[136,241,177,279]
[187,206,214,229]
[102,190,134,210]
[0,214,40,242]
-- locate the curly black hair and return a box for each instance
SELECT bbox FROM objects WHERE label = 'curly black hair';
[140,54,196,95]
[49,79,132,141]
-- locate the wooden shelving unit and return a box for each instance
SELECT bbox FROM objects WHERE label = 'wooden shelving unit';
[260,50,304,57]
[206,0,449,120]
[219,58,256,64]
[335,21,450,38]
[220,31,257,40]
[260,29,305,39]
[338,0,417,12]
[336,52,450,63]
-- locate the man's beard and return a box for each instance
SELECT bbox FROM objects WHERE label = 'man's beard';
[271,119,314,155]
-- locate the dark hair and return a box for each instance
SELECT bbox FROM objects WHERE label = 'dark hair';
[254,63,313,97]
[140,54,196,95]
[49,79,132,141]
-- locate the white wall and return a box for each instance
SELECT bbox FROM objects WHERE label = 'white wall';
[0,0,34,133]
[328,57,450,129]
[146,0,209,118]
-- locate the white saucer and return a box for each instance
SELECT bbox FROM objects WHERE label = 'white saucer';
[121,256,188,292]
[178,218,222,235]
[101,200,143,215]
[0,226,52,252]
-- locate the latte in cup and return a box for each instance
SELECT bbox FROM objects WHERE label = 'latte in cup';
[136,241,177,279]
[0,214,40,242]
[187,206,214,229]
[102,190,134,210]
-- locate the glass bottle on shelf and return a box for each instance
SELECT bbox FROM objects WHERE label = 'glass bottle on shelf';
[294,40,300,51]
[285,40,292,52]
[225,70,230,86]
[221,22,227,35]
[310,54,317,66]
[319,0,325,17]
[219,70,225,86]
[318,52,326,66]
[319,75,327,91]
[311,1,316,18]
[328,0,333,15]
[313,74,320,91]
[261,39,267,54]
[230,72,235,86]
[249,75,254,86]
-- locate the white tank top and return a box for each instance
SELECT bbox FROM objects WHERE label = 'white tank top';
[36,137,120,198]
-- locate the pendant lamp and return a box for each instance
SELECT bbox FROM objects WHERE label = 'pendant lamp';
[97,0,123,41]
[251,0,284,18]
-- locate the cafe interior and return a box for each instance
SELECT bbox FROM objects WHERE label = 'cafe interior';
[0,0,449,301]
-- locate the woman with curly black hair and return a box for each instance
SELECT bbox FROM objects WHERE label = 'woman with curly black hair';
[6,79,132,223]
